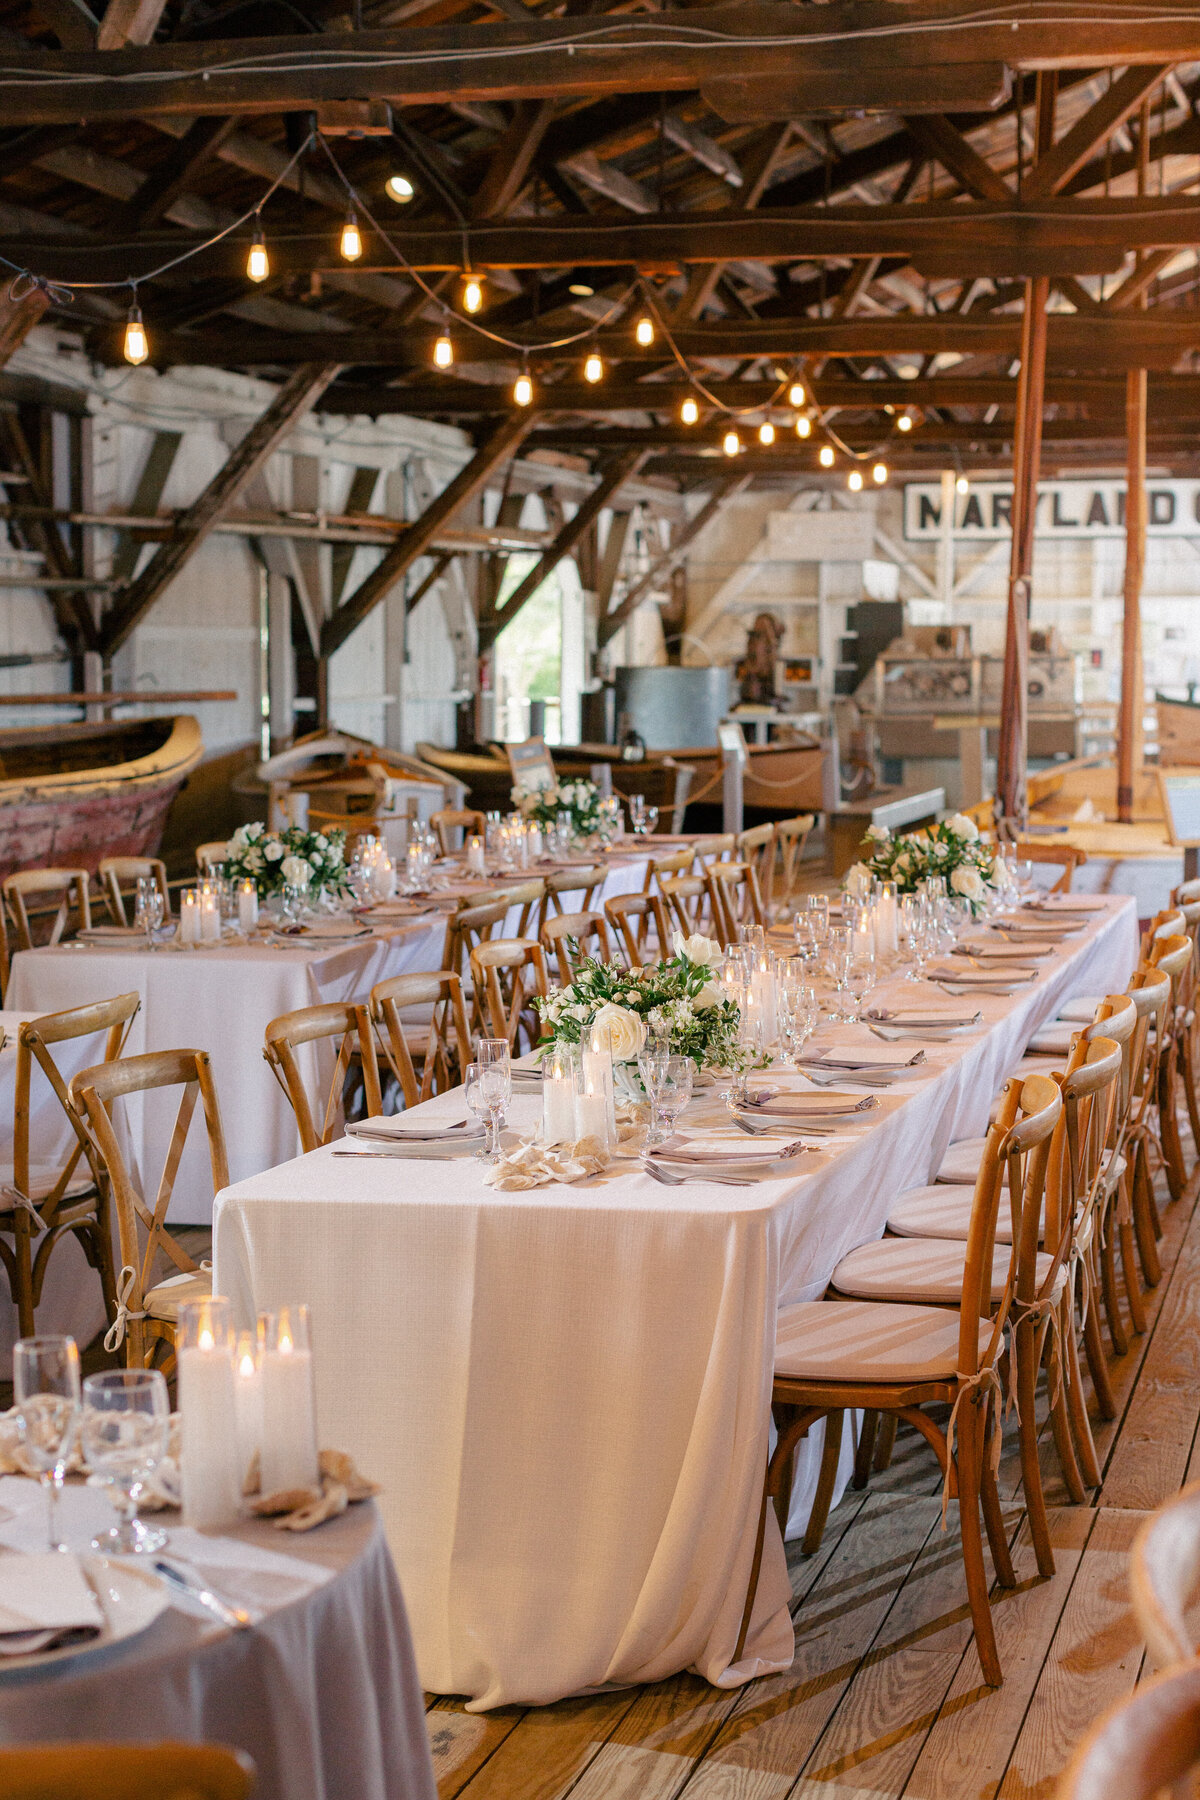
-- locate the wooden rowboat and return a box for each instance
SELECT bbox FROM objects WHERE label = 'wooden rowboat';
[0,713,203,883]
[1156,693,1200,767]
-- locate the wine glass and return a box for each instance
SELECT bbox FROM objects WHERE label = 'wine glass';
[825,924,853,1020]
[845,951,877,1022]
[803,894,830,950]
[656,1056,694,1137]
[13,1335,80,1553]
[628,794,646,835]
[642,804,659,836]
[475,1038,512,1157]
[80,1368,170,1555]
[779,981,818,1066]
[134,875,164,951]
[637,1045,671,1145]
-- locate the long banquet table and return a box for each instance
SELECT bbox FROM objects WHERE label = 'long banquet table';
[213,894,1138,1710]
[6,848,654,1223]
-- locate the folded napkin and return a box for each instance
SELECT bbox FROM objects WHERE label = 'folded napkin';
[244,1448,380,1533]
[864,1007,982,1028]
[651,1132,804,1165]
[740,1089,876,1117]
[798,1045,926,1070]
[1026,896,1105,913]
[345,1115,483,1145]
[928,964,1035,985]
[483,1134,611,1190]
[954,942,1056,961]
[0,1553,103,1654]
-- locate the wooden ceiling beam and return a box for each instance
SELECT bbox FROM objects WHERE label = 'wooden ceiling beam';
[901,114,1012,204]
[597,473,749,649]
[0,287,49,369]
[8,5,1200,124]
[118,116,238,232]
[1021,64,1174,202]
[526,416,1200,451]
[473,100,557,219]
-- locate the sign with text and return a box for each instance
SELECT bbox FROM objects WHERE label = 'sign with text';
[903,478,1200,542]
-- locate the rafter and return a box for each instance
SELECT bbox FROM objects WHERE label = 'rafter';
[0,287,48,368]
[1020,64,1173,201]
[597,475,749,649]
[118,116,237,232]
[901,114,1012,203]
[474,100,557,219]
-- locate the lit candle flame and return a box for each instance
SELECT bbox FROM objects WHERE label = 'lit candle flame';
[239,1353,256,1379]
[198,1328,214,1353]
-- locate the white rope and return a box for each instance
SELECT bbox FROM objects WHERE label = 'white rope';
[941,1359,1005,1530]
[103,1265,146,1353]
[1,1185,42,1233]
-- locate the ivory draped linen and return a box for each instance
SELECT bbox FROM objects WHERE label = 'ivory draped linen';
[214,897,1138,1709]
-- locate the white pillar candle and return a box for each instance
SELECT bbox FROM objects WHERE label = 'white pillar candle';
[237,880,259,932]
[233,1330,262,1490]
[180,889,200,945]
[751,959,777,1046]
[543,1071,576,1144]
[574,1088,609,1145]
[466,836,486,876]
[372,854,396,900]
[200,893,221,941]
[580,1027,616,1145]
[177,1299,243,1530]
[874,883,898,957]
[259,1306,319,1495]
[853,914,875,960]
[528,825,543,858]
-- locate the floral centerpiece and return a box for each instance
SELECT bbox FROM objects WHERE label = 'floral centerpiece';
[534,933,746,1074]
[847,811,997,906]
[223,821,349,901]
[513,777,603,842]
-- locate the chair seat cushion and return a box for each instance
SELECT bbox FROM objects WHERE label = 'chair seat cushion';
[1057,995,1103,1024]
[1026,1022,1076,1056]
[831,1235,1063,1305]
[144,1269,210,1323]
[887,1184,992,1241]
[775,1299,992,1384]
[936,1137,989,1183]
[0,1164,94,1211]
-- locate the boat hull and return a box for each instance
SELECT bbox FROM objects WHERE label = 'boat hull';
[1157,695,1200,768]
[0,714,203,882]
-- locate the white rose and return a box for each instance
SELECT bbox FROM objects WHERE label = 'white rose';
[894,852,911,877]
[844,862,873,897]
[951,866,984,900]
[672,930,722,968]
[281,855,311,886]
[263,839,284,862]
[694,980,723,1010]
[948,813,980,843]
[315,834,329,851]
[590,1002,645,1061]
[865,824,891,843]
[246,847,264,873]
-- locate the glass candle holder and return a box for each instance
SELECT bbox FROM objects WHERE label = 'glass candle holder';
[258,1304,318,1495]
[542,1042,576,1145]
[177,1296,242,1528]
[179,888,200,945]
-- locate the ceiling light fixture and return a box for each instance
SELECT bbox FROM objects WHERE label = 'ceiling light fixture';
[246,219,269,283]
[635,315,655,347]
[819,443,834,468]
[339,212,363,261]
[433,333,453,369]
[583,352,604,384]
[385,174,414,203]
[723,429,741,457]
[681,397,699,425]
[758,421,775,446]
[123,299,148,366]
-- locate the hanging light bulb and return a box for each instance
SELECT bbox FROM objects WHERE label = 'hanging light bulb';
[385,173,414,203]
[462,273,483,315]
[680,396,699,425]
[788,381,805,407]
[758,421,775,446]
[848,469,864,492]
[896,411,914,433]
[583,352,604,384]
[340,212,363,262]
[873,462,889,485]
[513,369,534,407]
[246,219,270,284]
[956,473,970,495]
[796,414,812,439]
[634,314,655,347]
[818,443,835,468]
[123,298,148,366]
[723,429,741,457]
[433,332,453,369]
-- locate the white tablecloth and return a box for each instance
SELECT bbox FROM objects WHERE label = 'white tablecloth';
[0,1481,436,1800]
[212,896,1138,1710]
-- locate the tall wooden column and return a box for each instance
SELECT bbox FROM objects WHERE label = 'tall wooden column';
[995,274,1049,839]
[1118,100,1152,824]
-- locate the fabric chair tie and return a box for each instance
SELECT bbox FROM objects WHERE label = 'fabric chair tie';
[941,1359,1005,1529]
[104,1265,147,1353]
[1007,1292,1065,1412]
[0,1185,43,1233]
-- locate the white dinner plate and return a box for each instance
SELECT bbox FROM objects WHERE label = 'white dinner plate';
[0,1555,168,1678]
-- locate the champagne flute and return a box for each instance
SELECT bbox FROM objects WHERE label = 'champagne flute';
[134,875,164,951]
[656,1056,694,1137]
[637,1045,670,1145]
[80,1368,170,1555]
[845,951,877,1022]
[476,1038,512,1157]
[13,1335,80,1553]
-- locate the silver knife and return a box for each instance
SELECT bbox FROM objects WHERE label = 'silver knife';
[154,1559,252,1629]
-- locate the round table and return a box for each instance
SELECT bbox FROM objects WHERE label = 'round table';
[0,1478,435,1800]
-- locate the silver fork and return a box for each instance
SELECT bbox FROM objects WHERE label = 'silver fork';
[641,1159,756,1187]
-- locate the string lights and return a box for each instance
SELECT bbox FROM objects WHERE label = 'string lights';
[873,462,889,485]
[723,429,741,457]
[246,219,269,284]
[896,412,914,433]
[819,444,835,468]
[788,382,806,407]
[461,273,483,315]
[848,469,864,491]
[796,415,812,438]
[584,352,604,384]
[758,421,775,446]
[433,331,453,369]
[680,397,699,425]
[956,473,970,494]
[513,369,534,407]
[122,296,148,366]
[634,315,655,347]
[339,211,363,261]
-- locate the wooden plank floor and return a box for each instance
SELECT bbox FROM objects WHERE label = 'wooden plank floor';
[426,1152,1200,1800]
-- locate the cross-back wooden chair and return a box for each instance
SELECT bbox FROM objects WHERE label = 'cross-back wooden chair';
[69,1048,229,1373]
[773,813,816,918]
[704,858,766,945]
[1141,907,1187,961]
[0,1742,255,1800]
[742,1073,1062,1685]
[99,856,172,925]
[538,865,606,934]
[541,910,612,986]
[605,890,669,970]
[263,1003,383,1154]
[1066,997,1143,1355]
[643,846,694,896]
[1131,1479,1200,1669]
[1056,1660,1200,1800]
[431,806,486,854]
[691,833,735,869]
[735,823,776,913]
[469,939,550,1056]
[195,841,229,875]
[443,887,544,1034]
[0,991,141,1340]
[1013,841,1087,892]
[370,971,472,1109]
[1146,933,1193,1204]
[657,873,720,943]
[1122,964,1175,1295]
[4,868,91,952]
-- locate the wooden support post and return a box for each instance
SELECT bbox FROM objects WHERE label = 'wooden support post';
[1119,98,1153,825]
[995,275,1049,839]
[597,474,749,649]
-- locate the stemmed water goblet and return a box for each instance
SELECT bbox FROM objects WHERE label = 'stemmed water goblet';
[637,1040,671,1145]
[80,1368,171,1555]
[134,875,164,951]
[655,1056,694,1138]
[778,981,818,1066]
[465,1039,512,1158]
[13,1335,80,1553]
[845,951,877,1022]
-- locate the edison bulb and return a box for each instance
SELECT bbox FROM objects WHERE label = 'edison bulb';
[433,333,453,369]
[796,415,812,439]
[583,352,603,384]
[513,372,533,406]
[788,382,805,407]
[340,213,362,261]
[634,314,654,347]
[848,469,864,492]
[897,412,913,432]
[818,443,834,468]
[123,305,148,366]
[462,276,483,315]
[956,474,970,495]
[758,421,775,446]
[873,462,888,485]
[681,397,699,425]
[385,173,414,203]
[723,429,741,457]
